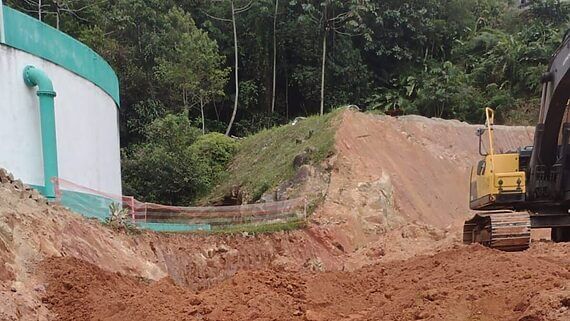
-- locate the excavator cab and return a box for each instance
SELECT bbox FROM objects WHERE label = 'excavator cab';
[469,108,526,210]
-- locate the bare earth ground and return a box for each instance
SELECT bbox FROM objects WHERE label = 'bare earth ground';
[39,243,570,321]
[2,110,569,321]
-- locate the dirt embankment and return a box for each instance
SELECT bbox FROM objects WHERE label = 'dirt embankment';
[4,110,569,321]
[0,182,344,320]
[313,111,534,262]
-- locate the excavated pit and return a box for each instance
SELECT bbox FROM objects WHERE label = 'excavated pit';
[1,110,569,321]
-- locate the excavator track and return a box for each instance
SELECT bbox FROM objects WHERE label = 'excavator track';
[463,211,531,252]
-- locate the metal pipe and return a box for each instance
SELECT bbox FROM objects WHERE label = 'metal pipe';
[23,65,58,199]
[485,107,496,174]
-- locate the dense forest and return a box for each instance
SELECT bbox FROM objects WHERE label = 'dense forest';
[5,0,570,204]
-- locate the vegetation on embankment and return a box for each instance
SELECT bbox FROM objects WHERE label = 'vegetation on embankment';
[123,108,338,206]
[122,113,239,205]
[201,110,340,205]
[208,219,308,235]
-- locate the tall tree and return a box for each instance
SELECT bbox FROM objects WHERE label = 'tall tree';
[8,0,93,29]
[271,0,279,113]
[297,0,369,115]
[202,0,253,136]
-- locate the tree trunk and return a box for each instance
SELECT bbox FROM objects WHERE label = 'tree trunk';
[200,96,206,134]
[320,31,327,116]
[271,0,278,114]
[285,64,289,120]
[182,88,188,111]
[213,101,220,121]
[225,0,239,136]
[38,0,42,21]
[56,6,60,30]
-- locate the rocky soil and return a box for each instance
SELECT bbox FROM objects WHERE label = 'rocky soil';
[2,110,569,321]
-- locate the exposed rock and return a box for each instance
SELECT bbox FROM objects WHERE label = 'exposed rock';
[305,310,325,321]
[0,168,12,184]
[11,180,24,191]
[293,147,316,169]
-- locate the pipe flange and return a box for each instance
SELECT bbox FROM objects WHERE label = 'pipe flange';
[23,65,36,87]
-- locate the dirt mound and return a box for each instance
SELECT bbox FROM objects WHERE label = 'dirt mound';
[0,168,344,320]
[315,111,534,257]
[0,170,168,321]
[40,244,570,321]
[40,256,306,321]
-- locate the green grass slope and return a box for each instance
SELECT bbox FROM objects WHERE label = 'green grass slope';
[201,110,341,205]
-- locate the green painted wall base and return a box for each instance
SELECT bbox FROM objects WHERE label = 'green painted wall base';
[59,189,115,220]
[135,223,211,232]
[30,185,209,232]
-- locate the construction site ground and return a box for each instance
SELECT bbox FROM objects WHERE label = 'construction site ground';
[2,110,569,321]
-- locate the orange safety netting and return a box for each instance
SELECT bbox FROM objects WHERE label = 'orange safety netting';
[53,178,307,232]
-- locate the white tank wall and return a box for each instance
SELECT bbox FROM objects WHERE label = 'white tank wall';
[0,44,122,196]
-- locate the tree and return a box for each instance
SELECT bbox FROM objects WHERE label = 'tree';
[155,8,229,134]
[529,0,570,25]
[122,113,208,205]
[271,0,279,113]
[7,0,93,29]
[296,0,370,115]
[122,113,238,205]
[8,0,48,21]
[202,0,253,136]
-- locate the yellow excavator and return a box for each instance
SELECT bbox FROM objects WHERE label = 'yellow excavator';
[464,33,570,251]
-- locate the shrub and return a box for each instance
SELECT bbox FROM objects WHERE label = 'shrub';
[122,113,210,205]
[122,113,239,206]
[190,132,239,184]
[105,203,138,233]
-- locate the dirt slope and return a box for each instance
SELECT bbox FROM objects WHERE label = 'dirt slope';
[314,111,534,258]
[0,171,345,320]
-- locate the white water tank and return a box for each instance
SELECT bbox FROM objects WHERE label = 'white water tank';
[0,5,122,209]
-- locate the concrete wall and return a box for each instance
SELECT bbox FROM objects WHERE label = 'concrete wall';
[0,44,122,196]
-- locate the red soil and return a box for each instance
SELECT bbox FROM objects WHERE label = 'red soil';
[41,243,570,321]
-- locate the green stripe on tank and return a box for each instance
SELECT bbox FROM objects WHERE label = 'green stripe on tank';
[2,6,120,107]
